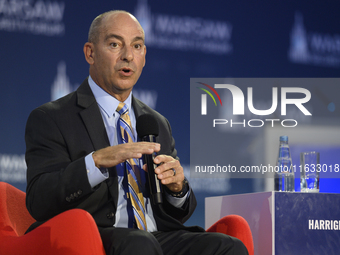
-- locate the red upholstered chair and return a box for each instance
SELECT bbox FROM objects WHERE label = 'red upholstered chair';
[206,214,254,255]
[0,181,106,255]
[0,181,254,254]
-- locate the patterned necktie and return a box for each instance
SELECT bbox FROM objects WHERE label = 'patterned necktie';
[116,102,147,230]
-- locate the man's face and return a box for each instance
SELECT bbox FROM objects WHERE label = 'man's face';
[88,12,146,100]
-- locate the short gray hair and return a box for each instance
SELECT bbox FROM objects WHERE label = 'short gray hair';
[88,10,135,44]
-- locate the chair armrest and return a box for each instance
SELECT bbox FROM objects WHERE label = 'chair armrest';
[0,208,106,255]
[206,214,254,255]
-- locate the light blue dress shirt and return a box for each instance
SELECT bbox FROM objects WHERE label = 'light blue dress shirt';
[84,76,187,232]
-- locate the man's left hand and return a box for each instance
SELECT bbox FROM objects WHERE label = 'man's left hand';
[144,155,184,193]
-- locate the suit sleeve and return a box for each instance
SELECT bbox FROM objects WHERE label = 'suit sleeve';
[156,116,197,224]
[25,107,94,221]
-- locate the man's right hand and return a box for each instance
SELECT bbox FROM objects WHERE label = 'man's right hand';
[92,142,160,169]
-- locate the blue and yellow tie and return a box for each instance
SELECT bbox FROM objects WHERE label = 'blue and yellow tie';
[116,102,147,230]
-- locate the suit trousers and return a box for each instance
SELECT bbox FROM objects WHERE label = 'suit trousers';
[99,227,248,255]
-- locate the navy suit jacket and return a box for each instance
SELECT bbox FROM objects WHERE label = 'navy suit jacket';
[25,78,201,232]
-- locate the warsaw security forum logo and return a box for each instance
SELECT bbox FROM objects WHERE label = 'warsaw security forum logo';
[51,61,78,101]
[288,12,340,68]
[0,0,65,36]
[134,0,233,55]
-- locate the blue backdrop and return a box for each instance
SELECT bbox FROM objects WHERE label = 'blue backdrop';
[1,0,340,228]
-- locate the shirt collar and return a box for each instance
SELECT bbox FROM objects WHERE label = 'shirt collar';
[88,75,133,118]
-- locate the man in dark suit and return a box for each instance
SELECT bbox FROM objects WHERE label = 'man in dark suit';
[25,10,248,255]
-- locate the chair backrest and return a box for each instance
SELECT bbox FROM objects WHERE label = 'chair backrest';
[0,182,35,237]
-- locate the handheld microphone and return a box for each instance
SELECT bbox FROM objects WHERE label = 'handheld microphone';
[136,114,163,204]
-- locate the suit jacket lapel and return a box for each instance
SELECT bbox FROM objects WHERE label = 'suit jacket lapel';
[76,79,119,214]
[132,95,147,119]
[76,79,110,151]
